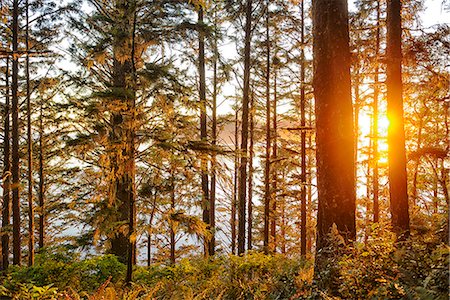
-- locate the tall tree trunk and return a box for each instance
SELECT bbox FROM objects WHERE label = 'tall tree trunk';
[386,0,410,238]
[263,0,271,254]
[300,0,307,258]
[198,7,211,257]
[312,0,356,290]
[237,0,252,256]
[231,106,238,254]
[11,0,21,266]
[247,89,254,250]
[109,1,137,280]
[38,94,45,250]
[209,6,218,257]
[26,0,34,266]
[170,176,176,265]
[1,57,11,270]
[372,0,381,223]
[270,66,278,252]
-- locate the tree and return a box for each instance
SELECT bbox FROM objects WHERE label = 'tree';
[386,0,410,238]
[11,0,21,266]
[312,0,356,288]
[237,0,253,256]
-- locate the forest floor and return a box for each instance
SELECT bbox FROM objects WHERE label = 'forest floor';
[0,218,448,299]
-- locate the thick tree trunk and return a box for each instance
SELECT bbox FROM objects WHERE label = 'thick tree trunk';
[312,0,356,290]
[237,0,252,256]
[11,0,21,266]
[26,0,34,266]
[263,0,271,254]
[1,57,11,270]
[386,0,410,238]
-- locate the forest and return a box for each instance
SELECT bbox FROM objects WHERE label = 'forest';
[0,0,448,299]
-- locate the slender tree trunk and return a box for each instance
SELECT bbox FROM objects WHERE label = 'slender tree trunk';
[26,0,34,266]
[237,0,253,256]
[312,0,356,290]
[147,191,157,267]
[38,95,44,250]
[263,0,271,254]
[1,57,11,270]
[386,0,410,238]
[38,97,45,249]
[170,177,176,265]
[209,7,219,257]
[247,89,254,250]
[198,7,211,257]
[300,0,307,258]
[231,106,238,254]
[372,0,381,223]
[11,0,21,266]
[270,67,278,252]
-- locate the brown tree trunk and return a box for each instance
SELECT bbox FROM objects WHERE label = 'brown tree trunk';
[1,57,11,270]
[237,0,252,256]
[312,0,356,289]
[25,0,34,266]
[231,106,238,254]
[11,0,21,266]
[263,0,271,254]
[247,89,254,250]
[300,0,307,258]
[372,0,381,223]
[386,0,410,238]
[38,99,44,250]
[170,176,176,265]
[109,1,137,281]
[198,7,211,257]
[270,66,278,252]
[209,6,219,257]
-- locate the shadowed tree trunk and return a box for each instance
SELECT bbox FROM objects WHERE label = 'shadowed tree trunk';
[26,0,35,267]
[270,63,278,253]
[198,7,211,257]
[373,0,381,223]
[11,0,21,266]
[263,0,271,254]
[38,99,45,250]
[386,0,410,238]
[300,0,307,258]
[237,0,253,256]
[312,0,356,291]
[1,57,11,270]
[247,89,254,250]
[108,2,137,283]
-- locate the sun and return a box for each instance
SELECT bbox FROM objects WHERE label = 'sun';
[357,110,390,164]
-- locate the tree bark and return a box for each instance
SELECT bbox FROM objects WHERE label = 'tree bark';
[386,0,410,238]
[263,0,271,254]
[270,66,278,252]
[26,0,35,267]
[11,0,21,266]
[247,89,254,250]
[237,0,252,256]
[300,0,307,258]
[312,0,356,287]
[109,1,137,279]
[1,57,11,270]
[372,0,381,223]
